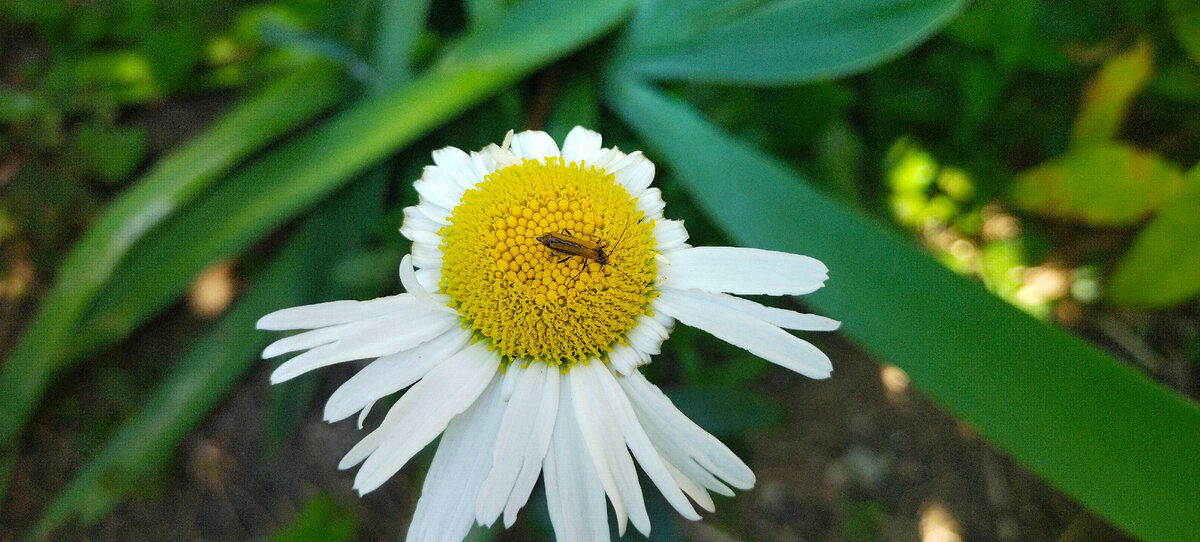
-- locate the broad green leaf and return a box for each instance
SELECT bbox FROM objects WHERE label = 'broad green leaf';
[618,0,965,84]
[1070,39,1153,146]
[1009,143,1183,226]
[27,177,382,541]
[1166,0,1200,66]
[0,64,347,482]
[1108,166,1200,307]
[606,79,1200,542]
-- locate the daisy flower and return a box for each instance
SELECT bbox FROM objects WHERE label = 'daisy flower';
[259,127,839,541]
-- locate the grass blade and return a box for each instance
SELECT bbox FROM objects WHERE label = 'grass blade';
[0,64,347,485]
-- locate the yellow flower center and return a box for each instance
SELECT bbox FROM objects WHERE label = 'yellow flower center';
[438,157,656,367]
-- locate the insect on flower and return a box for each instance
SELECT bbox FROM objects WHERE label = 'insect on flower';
[536,217,641,280]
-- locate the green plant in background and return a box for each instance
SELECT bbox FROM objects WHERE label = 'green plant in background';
[1,0,1198,541]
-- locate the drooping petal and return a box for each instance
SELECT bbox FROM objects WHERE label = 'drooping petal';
[256,294,414,331]
[661,246,829,295]
[674,289,840,332]
[475,363,559,527]
[656,288,833,379]
[509,130,561,161]
[619,370,755,491]
[577,362,700,521]
[544,377,609,541]
[323,327,471,422]
[567,365,649,536]
[269,309,459,384]
[406,378,505,542]
[342,342,499,494]
[561,126,603,164]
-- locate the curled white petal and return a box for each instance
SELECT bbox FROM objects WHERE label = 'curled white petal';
[431,146,485,192]
[662,246,829,295]
[656,288,833,379]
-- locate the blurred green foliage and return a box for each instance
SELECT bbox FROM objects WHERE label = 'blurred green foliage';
[2,0,1199,541]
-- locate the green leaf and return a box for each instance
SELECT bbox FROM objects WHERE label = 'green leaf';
[665,386,783,437]
[1166,0,1200,66]
[1108,166,1200,307]
[26,178,384,540]
[269,495,358,542]
[617,0,965,84]
[606,79,1200,542]
[74,123,149,183]
[0,64,347,483]
[1070,39,1153,146]
[1009,143,1183,226]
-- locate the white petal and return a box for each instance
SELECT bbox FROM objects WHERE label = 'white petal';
[544,379,609,542]
[257,294,413,331]
[406,378,505,542]
[619,370,755,490]
[341,342,498,492]
[662,246,829,296]
[431,146,484,191]
[610,151,655,196]
[608,342,642,377]
[652,219,690,254]
[678,289,840,332]
[269,309,459,383]
[400,205,443,238]
[415,268,440,293]
[399,255,452,311]
[323,327,471,422]
[413,176,463,214]
[656,288,833,379]
[626,313,669,357]
[561,126,603,164]
[509,130,560,161]
[475,363,559,527]
[578,362,700,521]
[411,240,443,269]
[568,364,650,536]
[634,187,666,220]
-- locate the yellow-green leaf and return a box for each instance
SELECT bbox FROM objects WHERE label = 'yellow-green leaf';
[1167,0,1200,66]
[1070,38,1153,146]
[1108,165,1200,307]
[1009,143,1182,226]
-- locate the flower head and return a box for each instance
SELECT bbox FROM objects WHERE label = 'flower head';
[259,127,839,540]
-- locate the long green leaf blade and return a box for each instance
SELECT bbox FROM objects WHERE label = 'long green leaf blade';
[618,0,965,84]
[70,0,636,362]
[606,79,1200,542]
[0,64,347,479]
[27,177,384,541]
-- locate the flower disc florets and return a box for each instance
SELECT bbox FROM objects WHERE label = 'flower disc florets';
[438,157,656,366]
